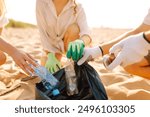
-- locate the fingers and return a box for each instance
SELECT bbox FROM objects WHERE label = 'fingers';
[76,44,80,61]
[109,42,123,56]
[50,66,58,74]
[106,52,124,70]
[46,66,50,73]
[72,43,76,61]
[54,65,59,73]
[26,53,35,61]
[66,43,72,59]
[25,53,38,67]
[76,43,84,61]
[20,54,36,75]
[50,67,55,74]
[79,44,84,59]
[12,50,37,75]
[56,64,61,70]
[18,61,32,75]
[46,65,60,74]
[23,54,38,75]
[67,42,84,61]
[77,52,89,65]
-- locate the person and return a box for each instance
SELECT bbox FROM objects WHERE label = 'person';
[77,8,150,79]
[107,31,150,70]
[0,0,37,75]
[36,0,91,73]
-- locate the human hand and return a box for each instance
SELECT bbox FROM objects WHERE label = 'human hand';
[77,46,102,65]
[106,33,150,70]
[66,39,85,61]
[45,53,61,73]
[11,49,37,75]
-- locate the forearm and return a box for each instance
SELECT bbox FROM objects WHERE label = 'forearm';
[80,34,91,46]
[101,30,136,55]
[101,23,150,55]
[0,36,17,56]
[0,28,2,34]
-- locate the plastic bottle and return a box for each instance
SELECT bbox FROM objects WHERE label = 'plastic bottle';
[103,53,115,69]
[64,62,78,96]
[30,63,60,96]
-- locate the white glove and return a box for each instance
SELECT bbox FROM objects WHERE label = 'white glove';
[106,32,150,70]
[77,46,102,65]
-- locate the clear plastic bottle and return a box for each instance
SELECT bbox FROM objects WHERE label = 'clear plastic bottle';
[30,63,60,96]
[64,62,78,96]
[103,53,115,69]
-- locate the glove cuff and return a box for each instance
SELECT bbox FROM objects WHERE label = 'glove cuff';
[98,46,104,56]
[140,32,150,50]
[143,32,150,44]
[133,32,150,56]
[79,38,85,45]
[47,53,55,59]
[93,46,103,57]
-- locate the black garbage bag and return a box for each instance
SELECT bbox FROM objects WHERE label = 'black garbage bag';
[35,62,108,100]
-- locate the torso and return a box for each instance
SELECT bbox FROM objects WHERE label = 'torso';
[53,0,69,16]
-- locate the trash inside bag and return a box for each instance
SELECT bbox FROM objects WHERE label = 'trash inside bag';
[35,62,108,100]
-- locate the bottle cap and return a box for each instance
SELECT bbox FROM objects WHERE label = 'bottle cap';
[52,89,60,96]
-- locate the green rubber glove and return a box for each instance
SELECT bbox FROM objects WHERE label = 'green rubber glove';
[45,53,61,74]
[66,39,85,61]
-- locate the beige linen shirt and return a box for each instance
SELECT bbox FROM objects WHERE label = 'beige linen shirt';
[36,0,90,54]
[143,8,150,25]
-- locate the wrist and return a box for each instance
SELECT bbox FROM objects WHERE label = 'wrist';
[80,35,91,46]
[9,48,20,58]
[98,46,104,56]
[93,46,103,57]
[79,38,85,45]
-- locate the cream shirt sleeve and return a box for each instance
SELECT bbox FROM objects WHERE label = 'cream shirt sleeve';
[36,1,48,46]
[36,0,56,53]
[0,13,9,28]
[76,4,91,38]
[143,8,150,25]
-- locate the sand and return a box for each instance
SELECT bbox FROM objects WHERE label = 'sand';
[0,27,150,100]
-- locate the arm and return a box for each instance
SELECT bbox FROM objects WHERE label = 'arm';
[106,31,150,70]
[66,4,92,61]
[103,5,150,49]
[80,34,91,46]
[76,4,91,46]
[77,24,150,65]
[101,23,150,55]
[36,0,62,73]
[0,34,37,75]
[0,29,18,56]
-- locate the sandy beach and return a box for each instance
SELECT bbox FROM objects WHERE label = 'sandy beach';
[0,27,150,100]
